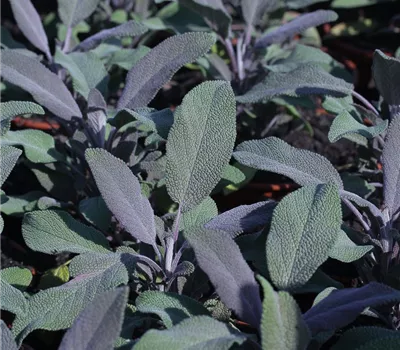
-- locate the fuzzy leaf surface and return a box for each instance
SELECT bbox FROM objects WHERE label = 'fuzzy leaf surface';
[259,276,310,350]
[185,227,262,327]
[266,184,342,291]
[79,196,112,232]
[236,64,352,103]
[1,321,18,350]
[182,196,218,230]
[0,279,27,315]
[0,267,32,290]
[136,291,210,328]
[134,315,246,350]
[166,81,236,211]
[329,230,372,263]
[74,20,148,51]
[85,148,156,246]
[304,282,400,335]
[59,287,128,350]
[242,0,280,25]
[0,146,22,187]
[117,32,215,109]
[205,200,276,237]
[234,137,343,188]
[57,0,101,28]
[1,50,82,120]
[255,10,338,47]
[21,210,110,254]
[9,0,51,58]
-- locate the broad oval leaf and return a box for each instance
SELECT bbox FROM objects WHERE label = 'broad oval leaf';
[234,137,343,188]
[185,227,262,327]
[266,184,342,291]
[329,230,372,263]
[1,50,82,120]
[0,267,32,291]
[59,287,128,350]
[0,145,22,187]
[21,210,110,254]
[134,315,246,350]
[0,279,28,316]
[258,276,310,350]
[1,321,18,350]
[182,196,218,231]
[79,196,112,232]
[85,148,157,246]
[136,291,210,328]
[117,32,216,109]
[57,0,101,28]
[255,10,338,48]
[166,81,236,212]
[9,0,51,58]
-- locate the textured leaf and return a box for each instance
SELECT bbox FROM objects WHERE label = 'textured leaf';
[0,146,22,187]
[1,321,18,350]
[0,101,44,136]
[205,200,276,237]
[332,0,395,7]
[304,282,400,335]
[237,64,352,103]
[106,46,151,71]
[259,276,310,350]
[1,130,61,163]
[185,227,262,327]
[86,89,107,147]
[136,291,210,328]
[180,0,231,38]
[21,210,110,254]
[134,315,246,350]
[328,111,387,146]
[329,230,372,263]
[182,196,218,230]
[255,10,338,48]
[372,50,400,112]
[39,264,70,289]
[85,148,157,246]
[74,20,148,51]
[1,50,82,120]
[242,0,280,25]
[234,137,343,188]
[166,81,236,212]
[9,0,51,58]
[12,267,127,345]
[0,191,44,216]
[79,196,112,231]
[59,287,128,350]
[266,184,342,291]
[57,0,101,28]
[0,279,27,315]
[117,32,215,109]
[0,267,32,290]
[382,116,400,219]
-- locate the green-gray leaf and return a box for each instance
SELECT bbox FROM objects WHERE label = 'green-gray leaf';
[266,184,342,291]
[85,148,157,246]
[1,50,82,120]
[166,81,236,212]
[0,279,28,315]
[21,210,110,254]
[259,276,310,350]
[136,291,210,328]
[182,196,218,231]
[117,32,216,109]
[234,137,343,188]
[79,196,112,232]
[0,146,22,187]
[0,267,32,291]
[57,0,101,28]
[134,315,246,350]
[329,230,372,263]
[1,321,18,350]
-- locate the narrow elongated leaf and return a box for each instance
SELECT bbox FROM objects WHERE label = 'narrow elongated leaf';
[166,81,236,212]
[1,50,82,120]
[22,210,110,254]
[236,64,352,103]
[205,200,276,237]
[136,291,210,328]
[382,116,400,219]
[242,0,280,25]
[1,130,61,163]
[0,279,28,315]
[1,321,18,350]
[180,0,231,38]
[57,0,101,28]
[74,20,148,52]
[255,10,338,48]
[304,282,400,335]
[259,276,310,350]
[0,101,44,136]
[266,184,342,291]
[59,287,128,350]
[185,227,262,327]
[117,32,215,109]
[85,148,157,246]
[234,137,343,188]
[12,267,127,345]
[134,315,246,350]
[329,230,372,263]
[0,146,22,187]
[9,0,51,58]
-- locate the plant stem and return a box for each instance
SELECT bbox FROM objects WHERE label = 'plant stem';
[342,197,372,234]
[224,37,238,73]
[352,91,379,117]
[172,205,182,242]
[164,236,174,274]
[236,36,245,81]
[63,26,73,53]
